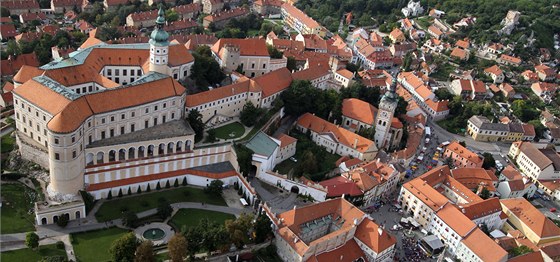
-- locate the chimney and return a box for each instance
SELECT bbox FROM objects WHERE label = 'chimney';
[354,138,358,149]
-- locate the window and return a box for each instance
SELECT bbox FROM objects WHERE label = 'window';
[101,118,105,124]
[131,70,135,76]
[145,108,149,114]
[88,135,92,144]
[162,115,166,123]
[145,120,149,128]
[171,113,175,119]
[131,112,135,117]
[115,69,119,76]
[251,63,255,69]
[71,136,75,143]
[131,124,135,132]
[123,70,127,76]
[107,69,112,76]
[154,105,158,111]
[137,69,141,75]
[54,138,59,144]
[110,116,114,122]
[110,129,114,137]
[43,115,46,121]
[121,114,125,120]
[153,118,158,126]
[55,153,60,160]
[101,131,106,139]
[120,126,125,134]
[263,64,266,69]
[115,77,120,83]
[72,151,77,158]
[163,103,166,108]
[36,125,39,131]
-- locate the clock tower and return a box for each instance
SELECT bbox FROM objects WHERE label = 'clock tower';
[374,73,399,149]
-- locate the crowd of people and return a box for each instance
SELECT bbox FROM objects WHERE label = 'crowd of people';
[397,235,429,262]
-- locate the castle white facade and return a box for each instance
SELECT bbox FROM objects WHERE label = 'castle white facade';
[13,8,256,225]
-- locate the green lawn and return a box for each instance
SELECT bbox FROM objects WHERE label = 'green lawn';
[437,118,464,134]
[0,243,67,261]
[431,63,456,81]
[211,122,245,140]
[95,187,226,222]
[155,251,169,262]
[1,134,15,153]
[72,227,129,262]
[169,208,235,230]
[1,183,37,234]
[274,158,297,175]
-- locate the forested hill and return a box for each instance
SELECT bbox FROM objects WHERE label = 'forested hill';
[296,0,559,49]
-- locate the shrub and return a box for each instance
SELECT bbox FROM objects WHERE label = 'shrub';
[156,182,161,190]
[107,190,113,200]
[137,187,142,194]
[57,214,69,227]
[56,241,65,249]
[146,184,151,192]
[117,189,123,198]
[174,179,179,187]
[165,180,171,188]
[182,177,187,186]
[127,187,132,195]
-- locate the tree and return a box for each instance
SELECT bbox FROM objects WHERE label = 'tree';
[528,120,545,139]
[0,7,10,17]
[267,45,283,59]
[396,96,408,116]
[254,215,273,243]
[168,234,187,262]
[240,101,261,127]
[296,150,318,177]
[134,241,155,262]
[157,201,173,219]
[25,232,39,250]
[57,214,69,227]
[205,180,224,196]
[482,153,496,169]
[479,187,491,200]
[122,211,139,228]
[509,245,533,257]
[110,232,139,262]
[165,9,179,22]
[434,89,454,100]
[187,109,205,142]
[235,144,253,176]
[190,45,225,88]
[225,213,254,249]
[286,56,297,71]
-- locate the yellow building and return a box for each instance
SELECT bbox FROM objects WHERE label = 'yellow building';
[501,198,560,246]
[467,115,525,142]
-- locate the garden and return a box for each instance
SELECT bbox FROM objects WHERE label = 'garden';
[169,208,235,231]
[95,186,227,222]
[1,183,39,234]
[210,122,245,140]
[0,243,67,261]
[72,227,129,262]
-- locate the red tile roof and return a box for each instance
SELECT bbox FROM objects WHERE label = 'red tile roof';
[501,198,560,239]
[318,176,363,197]
[341,98,377,125]
[203,7,248,23]
[0,23,18,38]
[0,53,40,77]
[212,38,269,57]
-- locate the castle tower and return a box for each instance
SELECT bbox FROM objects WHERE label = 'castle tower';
[221,44,240,73]
[374,72,399,150]
[149,7,169,75]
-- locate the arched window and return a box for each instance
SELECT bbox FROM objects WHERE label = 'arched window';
[75,211,81,219]
[128,147,135,159]
[167,142,174,154]
[53,215,59,223]
[158,143,165,155]
[176,141,183,152]
[186,140,192,151]
[138,146,145,158]
[147,145,154,157]
[118,149,126,161]
[86,153,94,166]
[96,152,104,164]
[109,150,116,162]
[41,217,47,225]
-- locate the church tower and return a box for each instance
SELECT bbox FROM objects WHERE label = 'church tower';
[149,7,169,75]
[374,73,399,150]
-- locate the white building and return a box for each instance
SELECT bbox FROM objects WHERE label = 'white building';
[401,0,424,17]
[508,142,560,181]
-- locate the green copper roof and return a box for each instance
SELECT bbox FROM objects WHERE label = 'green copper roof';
[245,132,279,158]
[150,6,169,46]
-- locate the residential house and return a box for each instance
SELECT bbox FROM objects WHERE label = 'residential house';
[508,142,560,181]
[443,141,484,168]
[126,9,159,28]
[450,47,469,61]
[201,0,224,14]
[484,65,504,84]
[389,28,406,43]
[291,65,332,90]
[535,64,556,82]
[2,0,40,15]
[401,0,424,17]
[427,25,443,39]
[172,3,202,20]
[203,7,249,29]
[274,134,296,165]
[210,38,279,77]
[281,3,325,37]
[531,82,558,103]
[0,24,18,41]
[253,0,283,16]
[103,0,129,12]
[296,113,378,161]
[450,79,487,100]
[501,198,560,246]
[51,0,81,14]
[19,12,48,24]
[498,54,522,66]
[333,69,353,88]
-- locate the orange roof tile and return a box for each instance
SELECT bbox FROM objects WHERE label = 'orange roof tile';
[12,79,72,116]
[391,117,403,129]
[455,39,470,49]
[297,113,376,153]
[275,133,297,148]
[281,3,320,29]
[461,228,508,262]
[186,79,250,107]
[306,239,366,262]
[13,65,45,84]
[508,251,544,262]
[318,176,363,197]
[437,203,476,236]
[341,98,377,125]
[211,38,269,57]
[253,67,292,98]
[501,198,560,239]
[292,64,331,81]
[445,141,483,164]
[450,47,468,60]
[484,65,503,76]
[500,54,522,65]
[355,218,397,253]
[203,7,248,23]
[336,69,353,79]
